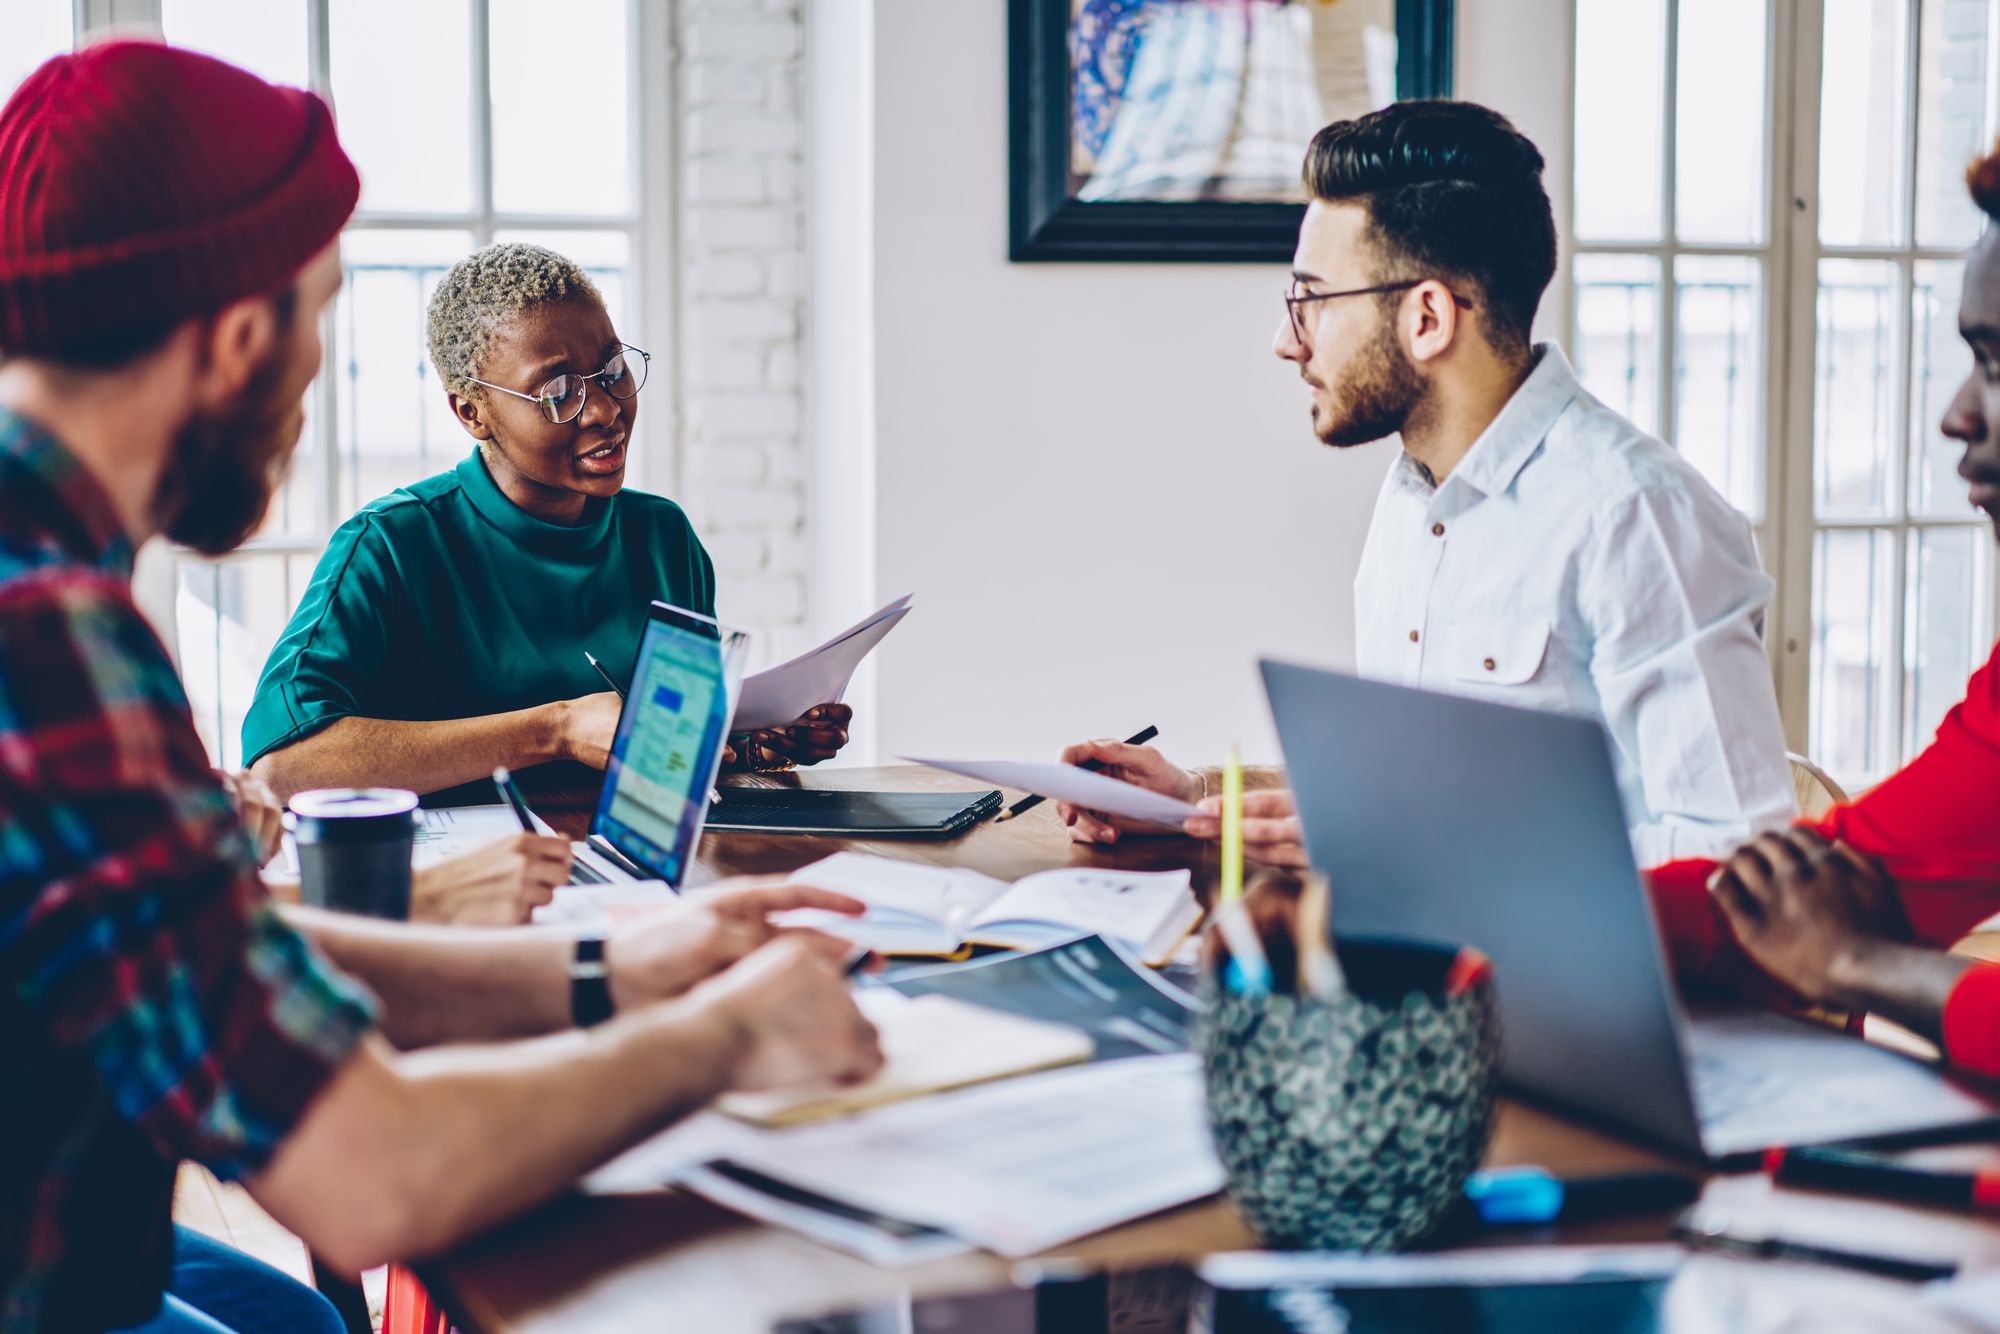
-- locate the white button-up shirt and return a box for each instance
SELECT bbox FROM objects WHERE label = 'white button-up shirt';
[1353,344,1796,864]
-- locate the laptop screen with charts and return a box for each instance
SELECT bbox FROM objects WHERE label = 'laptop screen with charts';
[590,602,748,888]
[1260,659,2000,1161]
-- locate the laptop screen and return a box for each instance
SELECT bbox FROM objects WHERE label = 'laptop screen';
[593,603,747,886]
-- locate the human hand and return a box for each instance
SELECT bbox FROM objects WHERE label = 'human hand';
[1185,789,1309,869]
[693,935,885,1093]
[556,691,623,770]
[1054,741,1202,844]
[722,706,851,772]
[1706,828,1910,1005]
[754,704,853,767]
[218,768,285,867]
[605,876,869,1009]
[411,833,572,926]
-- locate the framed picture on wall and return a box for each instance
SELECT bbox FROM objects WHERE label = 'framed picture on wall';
[1011,0,1455,262]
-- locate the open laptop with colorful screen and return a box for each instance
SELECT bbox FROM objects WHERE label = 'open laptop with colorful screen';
[576,601,748,888]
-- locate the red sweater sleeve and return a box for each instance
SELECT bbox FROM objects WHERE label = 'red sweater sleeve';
[1944,964,2000,1078]
[1647,640,2000,1064]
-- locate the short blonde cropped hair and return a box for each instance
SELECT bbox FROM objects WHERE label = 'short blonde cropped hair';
[425,241,604,399]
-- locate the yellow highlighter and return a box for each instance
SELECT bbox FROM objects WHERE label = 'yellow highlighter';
[1220,745,1243,906]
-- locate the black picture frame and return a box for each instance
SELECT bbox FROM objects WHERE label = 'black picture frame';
[1010,0,1455,263]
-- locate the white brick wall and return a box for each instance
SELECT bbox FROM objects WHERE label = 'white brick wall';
[676,0,813,665]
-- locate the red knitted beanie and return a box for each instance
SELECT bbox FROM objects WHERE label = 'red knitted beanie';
[0,40,359,360]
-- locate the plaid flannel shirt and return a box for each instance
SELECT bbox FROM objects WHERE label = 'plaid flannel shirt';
[0,408,377,1331]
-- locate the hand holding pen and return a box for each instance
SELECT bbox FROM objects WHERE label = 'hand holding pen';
[1022,725,1160,826]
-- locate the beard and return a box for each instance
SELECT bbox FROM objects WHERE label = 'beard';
[1314,316,1428,448]
[152,333,305,556]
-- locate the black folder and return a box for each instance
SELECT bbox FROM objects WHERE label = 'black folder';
[704,786,1002,836]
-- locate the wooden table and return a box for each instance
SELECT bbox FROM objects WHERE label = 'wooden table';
[425,766,2000,1333]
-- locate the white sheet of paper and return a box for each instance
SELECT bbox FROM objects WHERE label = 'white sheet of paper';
[723,1053,1224,1257]
[409,804,526,869]
[676,1164,974,1268]
[733,594,913,731]
[581,1110,769,1195]
[902,758,1197,830]
[530,881,678,929]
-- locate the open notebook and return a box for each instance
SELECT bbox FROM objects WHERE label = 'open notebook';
[717,992,1094,1128]
[778,852,1203,966]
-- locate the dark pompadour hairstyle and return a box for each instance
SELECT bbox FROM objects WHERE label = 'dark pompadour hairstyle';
[1302,100,1558,354]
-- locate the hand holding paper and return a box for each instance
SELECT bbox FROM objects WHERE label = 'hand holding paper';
[903,757,1198,831]
[733,594,913,733]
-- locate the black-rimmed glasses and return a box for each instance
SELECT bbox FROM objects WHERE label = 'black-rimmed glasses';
[1284,280,1473,345]
[469,343,652,424]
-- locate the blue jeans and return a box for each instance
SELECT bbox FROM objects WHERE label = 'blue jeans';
[111,1226,346,1334]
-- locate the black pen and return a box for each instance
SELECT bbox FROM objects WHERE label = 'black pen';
[1671,1217,1959,1283]
[843,948,877,978]
[493,766,537,833]
[584,650,625,700]
[996,724,1160,822]
[1768,1144,2000,1216]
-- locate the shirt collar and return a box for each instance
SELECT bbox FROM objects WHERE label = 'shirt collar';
[0,407,137,577]
[455,448,615,556]
[1438,343,1580,500]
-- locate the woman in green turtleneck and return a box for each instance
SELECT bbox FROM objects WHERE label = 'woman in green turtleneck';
[243,242,847,801]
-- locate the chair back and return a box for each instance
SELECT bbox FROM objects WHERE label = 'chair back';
[1787,752,1849,821]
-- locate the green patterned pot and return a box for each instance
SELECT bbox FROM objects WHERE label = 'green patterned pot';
[1198,937,1501,1252]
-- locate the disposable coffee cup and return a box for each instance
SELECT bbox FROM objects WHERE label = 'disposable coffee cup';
[289,788,419,920]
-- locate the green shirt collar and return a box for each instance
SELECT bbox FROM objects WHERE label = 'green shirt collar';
[455,448,614,555]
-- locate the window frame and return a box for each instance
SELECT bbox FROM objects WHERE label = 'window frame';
[1570,0,2000,786]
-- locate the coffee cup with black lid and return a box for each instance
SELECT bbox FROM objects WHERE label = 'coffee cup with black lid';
[287,788,419,920]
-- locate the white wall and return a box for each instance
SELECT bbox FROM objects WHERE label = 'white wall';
[824,0,1576,768]
[674,0,818,666]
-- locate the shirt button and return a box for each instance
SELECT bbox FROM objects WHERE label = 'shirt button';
[1431,523,1446,537]
[1483,657,1497,672]
[1409,630,1420,643]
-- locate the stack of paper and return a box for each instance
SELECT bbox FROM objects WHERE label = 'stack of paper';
[707,1054,1224,1257]
[733,594,913,732]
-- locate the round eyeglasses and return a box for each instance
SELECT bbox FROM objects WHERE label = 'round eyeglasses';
[468,344,652,424]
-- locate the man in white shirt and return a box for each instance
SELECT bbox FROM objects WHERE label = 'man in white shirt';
[1058,100,1794,866]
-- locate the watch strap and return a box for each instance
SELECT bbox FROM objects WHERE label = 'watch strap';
[571,936,614,1027]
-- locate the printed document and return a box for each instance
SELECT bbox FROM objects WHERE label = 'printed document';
[734,594,913,732]
[717,1054,1224,1256]
[888,935,1200,1061]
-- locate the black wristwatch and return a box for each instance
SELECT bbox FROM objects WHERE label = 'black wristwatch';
[571,937,614,1027]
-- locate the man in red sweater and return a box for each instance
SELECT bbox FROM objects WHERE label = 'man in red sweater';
[1655,143,2000,1079]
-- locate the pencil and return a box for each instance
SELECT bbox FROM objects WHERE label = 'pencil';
[584,650,626,699]
[493,766,536,833]
[995,724,1159,821]
[1220,746,1243,905]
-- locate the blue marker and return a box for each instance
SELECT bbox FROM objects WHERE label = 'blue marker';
[1464,1167,1699,1226]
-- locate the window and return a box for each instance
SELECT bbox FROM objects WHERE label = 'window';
[123,0,654,767]
[1572,0,2000,787]
[0,2,74,97]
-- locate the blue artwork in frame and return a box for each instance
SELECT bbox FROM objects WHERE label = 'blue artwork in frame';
[1012,0,1456,261]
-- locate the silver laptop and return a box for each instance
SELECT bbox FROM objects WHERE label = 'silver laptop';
[1261,659,2000,1161]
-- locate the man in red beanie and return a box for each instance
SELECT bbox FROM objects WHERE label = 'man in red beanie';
[0,42,883,1333]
